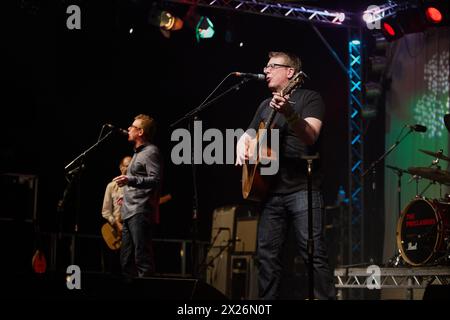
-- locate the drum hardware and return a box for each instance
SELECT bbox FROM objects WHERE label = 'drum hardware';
[388,249,406,267]
[419,149,450,162]
[407,166,450,199]
[407,174,424,198]
[407,167,450,185]
[385,164,415,267]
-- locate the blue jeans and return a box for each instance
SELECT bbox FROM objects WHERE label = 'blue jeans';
[257,190,336,299]
[120,213,155,278]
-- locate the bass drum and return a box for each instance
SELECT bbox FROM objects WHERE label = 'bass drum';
[397,198,450,266]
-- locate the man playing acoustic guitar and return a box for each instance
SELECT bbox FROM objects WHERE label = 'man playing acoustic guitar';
[101,156,131,273]
[236,51,335,300]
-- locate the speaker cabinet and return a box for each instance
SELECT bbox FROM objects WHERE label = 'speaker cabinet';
[235,217,258,253]
[206,205,236,297]
[230,255,258,300]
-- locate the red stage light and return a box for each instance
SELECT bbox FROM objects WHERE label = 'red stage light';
[382,22,396,36]
[425,7,443,23]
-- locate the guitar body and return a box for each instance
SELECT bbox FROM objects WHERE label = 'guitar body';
[101,194,172,250]
[101,223,121,250]
[242,72,304,202]
[242,161,271,202]
[242,123,275,201]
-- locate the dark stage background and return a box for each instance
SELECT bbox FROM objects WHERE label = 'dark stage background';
[1,1,384,275]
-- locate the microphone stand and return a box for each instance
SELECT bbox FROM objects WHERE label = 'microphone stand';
[170,78,251,278]
[61,129,114,265]
[362,126,415,266]
[362,127,415,178]
[302,154,319,301]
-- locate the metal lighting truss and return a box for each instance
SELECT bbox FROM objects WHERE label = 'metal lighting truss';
[348,29,364,266]
[335,267,450,289]
[165,0,356,27]
[362,1,416,24]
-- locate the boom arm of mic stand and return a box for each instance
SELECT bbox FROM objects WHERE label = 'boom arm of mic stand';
[64,130,114,172]
[170,78,251,128]
[362,128,414,177]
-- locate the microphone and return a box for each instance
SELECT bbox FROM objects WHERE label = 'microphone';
[105,123,128,136]
[408,124,427,132]
[233,72,266,81]
[299,70,310,80]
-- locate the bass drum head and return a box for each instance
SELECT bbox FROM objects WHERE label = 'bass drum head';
[396,198,441,266]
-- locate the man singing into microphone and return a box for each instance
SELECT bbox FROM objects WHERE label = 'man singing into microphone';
[236,51,335,299]
[113,114,162,278]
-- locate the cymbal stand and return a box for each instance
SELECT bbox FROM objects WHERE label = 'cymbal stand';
[418,181,435,198]
[386,166,406,267]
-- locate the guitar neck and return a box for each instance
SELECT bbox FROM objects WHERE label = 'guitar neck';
[264,108,277,130]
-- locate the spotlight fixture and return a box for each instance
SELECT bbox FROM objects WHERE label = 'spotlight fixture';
[159,11,183,31]
[365,82,383,99]
[369,56,387,74]
[195,16,215,42]
[422,0,448,26]
[148,8,183,38]
[380,15,404,41]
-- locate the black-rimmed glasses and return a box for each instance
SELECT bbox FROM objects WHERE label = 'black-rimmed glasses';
[263,63,292,72]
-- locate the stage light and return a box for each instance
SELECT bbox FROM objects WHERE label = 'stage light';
[365,82,383,99]
[374,35,388,52]
[380,7,427,41]
[362,104,378,119]
[422,1,448,26]
[148,8,183,38]
[369,56,387,74]
[195,16,215,42]
[380,15,403,41]
[159,11,183,31]
[425,7,443,23]
[383,21,396,36]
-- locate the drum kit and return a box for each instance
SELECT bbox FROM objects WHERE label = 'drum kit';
[389,148,450,267]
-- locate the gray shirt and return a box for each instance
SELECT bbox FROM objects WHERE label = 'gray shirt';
[121,143,162,223]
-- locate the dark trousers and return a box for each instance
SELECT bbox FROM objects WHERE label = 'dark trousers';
[257,190,336,300]
[120,213,155,278]
[102,244,122,275]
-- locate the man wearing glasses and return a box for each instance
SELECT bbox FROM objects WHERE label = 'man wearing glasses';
[113,114,161,278]
[236,51,335,299]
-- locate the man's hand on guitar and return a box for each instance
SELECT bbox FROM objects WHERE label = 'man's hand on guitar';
[269,92,294,116]
[113,175,129,187]
[114,219,123,231]
[114,219,123,235]
[235,133,254,166]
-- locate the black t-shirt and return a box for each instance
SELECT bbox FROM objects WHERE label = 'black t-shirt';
[248,88,325,194]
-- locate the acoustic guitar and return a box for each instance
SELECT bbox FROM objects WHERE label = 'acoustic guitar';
[101,194,172,250]
[242,72,304,201]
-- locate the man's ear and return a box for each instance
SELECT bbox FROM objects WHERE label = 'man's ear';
[287,68,295,79]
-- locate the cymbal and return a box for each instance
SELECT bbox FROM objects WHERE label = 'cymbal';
[408,167,450,184]
[419,149,450,162]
